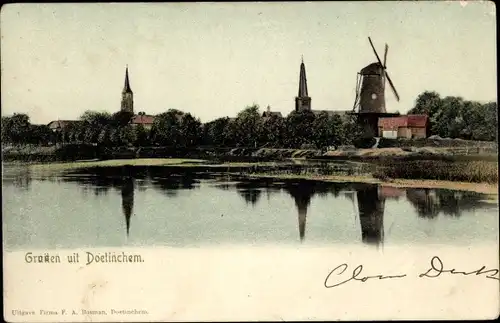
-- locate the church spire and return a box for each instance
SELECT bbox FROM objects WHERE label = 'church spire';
[298,56,308,97]
[123,65,132,93]
[120,65,134,113]
[295,56,311,112]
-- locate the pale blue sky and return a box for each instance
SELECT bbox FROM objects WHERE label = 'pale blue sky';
[1,2,496,124]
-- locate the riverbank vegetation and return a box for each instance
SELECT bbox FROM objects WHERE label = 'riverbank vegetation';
[2,91,498,185]
[373,160,498,184]
[1,107,358,149]
[2,91,497,150]
[11,158,497,196]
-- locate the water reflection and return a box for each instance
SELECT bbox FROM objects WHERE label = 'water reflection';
[65,169,498,245]
[2,165,33,190]
[238,189,262,206]
[235,182,264,206]
[405,188,491,218]
[2,164,497,247]
[355,184,385,246]
[285,183,315,242]
[121,177,135,236]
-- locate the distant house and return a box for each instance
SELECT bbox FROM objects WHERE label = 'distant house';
[378,114,428,139]
[129,113,155,130]
[262,105,283,118]
[47,120,82,132]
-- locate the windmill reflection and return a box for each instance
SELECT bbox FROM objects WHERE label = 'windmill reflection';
[53,165,495,246]
[355,184,386,246]
[351,184,405,246]
[121,177,135,237]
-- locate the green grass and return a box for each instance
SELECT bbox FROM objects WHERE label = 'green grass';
[29,158,207,171]
[373,160,498,184]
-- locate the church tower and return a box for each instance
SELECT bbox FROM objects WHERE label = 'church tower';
[295,56,311,112]
[121,66,134,113]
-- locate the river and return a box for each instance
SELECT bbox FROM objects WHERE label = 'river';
[2,163,498,251]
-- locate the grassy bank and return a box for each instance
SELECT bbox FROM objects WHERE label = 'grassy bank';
[28,158,207,171]
[373,160,498,184]
[24,157,498,184]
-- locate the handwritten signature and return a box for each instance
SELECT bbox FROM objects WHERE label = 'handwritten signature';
[324,256,499,289]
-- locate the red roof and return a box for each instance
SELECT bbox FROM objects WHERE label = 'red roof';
[378,115,428,129]
[130,115,155,125]
[407,114,428,127]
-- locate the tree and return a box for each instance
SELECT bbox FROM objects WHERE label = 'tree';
[312,111,332,149]
[285,110,316,148]
[409,91,443,137]
[342,115,363,145]
[261,114,286,147]
[150,109,184,146]
[80,110,112,126]
[204,117,232,146]
[112,110,134,127]
[180,113,202,147]
[27,124,54,145]
[467,101,498,141]
[109,127,121,146]
[409,91,442,116]
[330,114,345,147]
[223,118,238,147]
[409,90,498,142]
[234,105,263,147]
[119,125,137,146]
[1,113,31,144]
[134,124,149,147]
[82,124,97,144]
[431,96,465,138]
[98,126,112,146]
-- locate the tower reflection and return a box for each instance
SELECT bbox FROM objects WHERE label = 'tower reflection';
[355,184,385,246]
[285,182,316,242]
[121,177,135,236]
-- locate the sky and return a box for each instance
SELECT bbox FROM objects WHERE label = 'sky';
[1,1,497,124]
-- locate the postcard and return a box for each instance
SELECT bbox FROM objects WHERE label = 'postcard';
[2,1,498,322]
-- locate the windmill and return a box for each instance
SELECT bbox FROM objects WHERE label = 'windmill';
[352,37,401,138]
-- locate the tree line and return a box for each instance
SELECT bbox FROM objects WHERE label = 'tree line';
[2,91,497,149]
[1,107,362,149]
[409,91,497,141]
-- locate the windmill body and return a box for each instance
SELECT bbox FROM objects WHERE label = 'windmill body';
[353,38,400,138]
[359,62,386,113]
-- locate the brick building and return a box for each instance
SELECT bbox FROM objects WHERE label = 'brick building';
[378,114,428,139]
[129,113,155,130]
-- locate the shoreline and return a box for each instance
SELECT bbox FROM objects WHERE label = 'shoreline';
[240,173,499,197]
[5,158,498,197]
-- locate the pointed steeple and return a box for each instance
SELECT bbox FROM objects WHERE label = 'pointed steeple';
[120,65,134,113]
[295,56,311,112]
[123,65,132,94]
[298,56,308,97]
